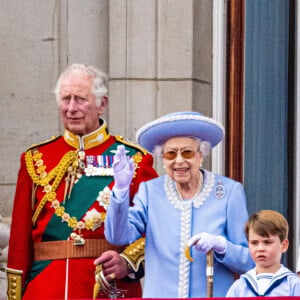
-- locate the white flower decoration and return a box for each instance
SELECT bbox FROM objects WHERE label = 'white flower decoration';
[97,186,112,210]
[83,208,102,231]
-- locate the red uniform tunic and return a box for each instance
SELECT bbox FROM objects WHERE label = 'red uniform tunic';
[7,120,157,300]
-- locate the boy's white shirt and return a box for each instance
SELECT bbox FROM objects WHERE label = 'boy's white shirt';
[256,272,273,295]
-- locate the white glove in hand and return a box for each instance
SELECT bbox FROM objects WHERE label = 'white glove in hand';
[187,232,226,254]
[113,145,134,192]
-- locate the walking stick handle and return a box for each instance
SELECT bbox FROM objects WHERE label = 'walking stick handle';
[206,250,214,297]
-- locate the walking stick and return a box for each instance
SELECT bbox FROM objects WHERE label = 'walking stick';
[184,246,214,297]
[206,250,214,297]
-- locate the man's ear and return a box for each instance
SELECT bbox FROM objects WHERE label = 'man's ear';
[98,96,108,115]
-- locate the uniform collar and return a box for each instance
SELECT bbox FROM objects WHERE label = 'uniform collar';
[63,118,110,150]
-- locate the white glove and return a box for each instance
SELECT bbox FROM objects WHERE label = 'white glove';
[187,232,227,254]
[113,145,134,193]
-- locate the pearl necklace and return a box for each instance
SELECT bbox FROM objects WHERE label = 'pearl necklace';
[165,170,215,210]
[175,171,203,200]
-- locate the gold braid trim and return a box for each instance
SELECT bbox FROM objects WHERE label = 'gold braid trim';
[119,237,145,272]
[6,268,23,300]
[25,150,78,225]
[131,151,143,178]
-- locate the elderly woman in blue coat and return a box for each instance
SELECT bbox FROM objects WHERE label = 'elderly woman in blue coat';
[105,111,254,298]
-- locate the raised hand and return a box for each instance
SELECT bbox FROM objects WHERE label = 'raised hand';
[113,145,134,191]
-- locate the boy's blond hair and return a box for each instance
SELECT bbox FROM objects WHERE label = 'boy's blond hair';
[245,210,288,242]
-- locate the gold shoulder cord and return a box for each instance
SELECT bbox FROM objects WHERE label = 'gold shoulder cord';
[25,149,78,225]
[6,268,22,300]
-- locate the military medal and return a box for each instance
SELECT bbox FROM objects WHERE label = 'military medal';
[85,149,130,177]
[85,154,115,176]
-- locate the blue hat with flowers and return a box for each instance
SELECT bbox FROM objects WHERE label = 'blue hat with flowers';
[136,111,224,153]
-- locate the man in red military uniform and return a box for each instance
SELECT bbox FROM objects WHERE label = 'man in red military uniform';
[6,64,157,300]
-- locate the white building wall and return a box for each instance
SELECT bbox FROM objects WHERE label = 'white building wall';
[0,0,215,232]
[0,0,215,294]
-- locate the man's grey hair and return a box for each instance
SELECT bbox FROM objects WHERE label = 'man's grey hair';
[54,63,108,107]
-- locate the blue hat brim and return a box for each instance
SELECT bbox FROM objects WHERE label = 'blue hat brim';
[136,111,224,153]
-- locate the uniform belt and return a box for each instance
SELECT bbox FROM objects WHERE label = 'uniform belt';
[34,239,124,261]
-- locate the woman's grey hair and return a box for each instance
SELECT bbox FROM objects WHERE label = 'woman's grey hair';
[54,64,108,107]
[153,137,212,157]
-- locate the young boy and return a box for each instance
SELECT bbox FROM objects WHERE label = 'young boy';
[226,209,300,296]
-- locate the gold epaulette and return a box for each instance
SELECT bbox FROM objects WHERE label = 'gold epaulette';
[26,135,61,152]
[6,268,23,300]
[115,136,148,155]
[120,237,145,272]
